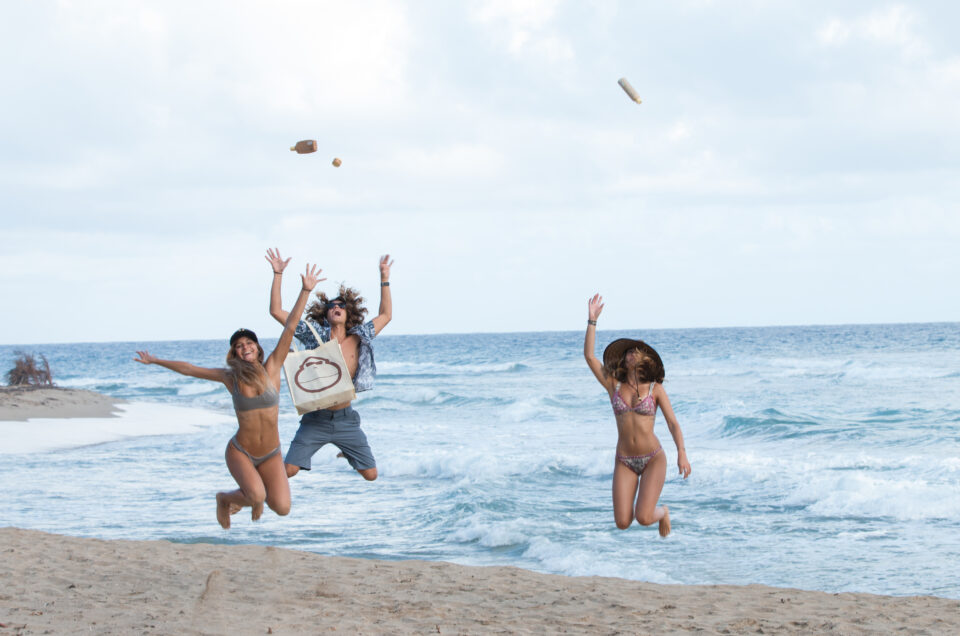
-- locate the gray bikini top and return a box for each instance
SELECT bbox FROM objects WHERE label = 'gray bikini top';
[228,377,279,412]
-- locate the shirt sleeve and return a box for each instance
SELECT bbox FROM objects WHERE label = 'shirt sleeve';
[293,320,320,349]
[352,321,376,344]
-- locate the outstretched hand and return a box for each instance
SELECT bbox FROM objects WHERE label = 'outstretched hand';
[133,351,157,365]
[678,454,692,479]
[588,294,604,321]
[379,254,393,281]
[300,263,324,291]
[265,248,291,274]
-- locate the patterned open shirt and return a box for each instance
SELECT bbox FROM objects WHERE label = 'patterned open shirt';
[293,319,377,392]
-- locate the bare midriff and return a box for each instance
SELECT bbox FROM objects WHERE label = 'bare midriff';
[615,413,660,456]
[234,406,281,455]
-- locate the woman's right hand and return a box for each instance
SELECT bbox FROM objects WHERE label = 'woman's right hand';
[133,351,156,365]
[300,263,324,292]
[265,248,291,274]
[588,293,604,321]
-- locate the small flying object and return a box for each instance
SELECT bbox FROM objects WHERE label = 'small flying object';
[332,157,342,167]
[617,78,642,104]
[290,140,318,154]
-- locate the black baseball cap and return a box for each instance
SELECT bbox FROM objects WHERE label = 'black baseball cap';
[229,328,259,346]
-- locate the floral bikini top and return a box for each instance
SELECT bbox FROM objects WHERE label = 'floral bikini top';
[611,382,656,416]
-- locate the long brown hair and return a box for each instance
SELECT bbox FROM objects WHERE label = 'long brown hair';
[306,284,368,330]
[604,342,665,384]
[226,343,268,394]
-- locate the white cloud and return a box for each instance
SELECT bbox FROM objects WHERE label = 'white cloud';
[469,0,573,62]
[381,143,505,179]
[816,5,929,58]
[49,0,414,118]
[667,122,692,142]
[2,1,959,343]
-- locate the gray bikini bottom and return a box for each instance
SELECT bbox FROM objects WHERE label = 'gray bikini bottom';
[230,435,281,467]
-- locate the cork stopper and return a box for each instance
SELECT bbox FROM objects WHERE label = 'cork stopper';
[291,140,318,154]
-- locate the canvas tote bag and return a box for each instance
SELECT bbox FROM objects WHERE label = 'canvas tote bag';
[282,322,356,414]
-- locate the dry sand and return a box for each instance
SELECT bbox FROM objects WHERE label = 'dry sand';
[0,386,125,421]
[1,528,957,635]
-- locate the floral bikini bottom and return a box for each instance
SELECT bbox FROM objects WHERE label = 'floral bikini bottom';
[616,446,662,475]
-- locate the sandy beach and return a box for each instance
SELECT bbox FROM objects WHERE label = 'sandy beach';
[0,528,957,635]
[0,386,125,422]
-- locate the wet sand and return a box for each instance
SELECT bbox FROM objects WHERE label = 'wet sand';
[0,386,125,421]
[1,528,957,635]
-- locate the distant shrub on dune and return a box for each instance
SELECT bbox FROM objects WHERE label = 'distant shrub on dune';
[5,351,53,386]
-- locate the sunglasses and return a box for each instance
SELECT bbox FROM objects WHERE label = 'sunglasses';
[327,301,346,309]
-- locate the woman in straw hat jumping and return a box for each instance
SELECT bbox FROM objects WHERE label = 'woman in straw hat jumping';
[583,294,691,536]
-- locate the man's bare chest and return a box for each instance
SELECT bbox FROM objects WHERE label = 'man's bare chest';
[338,335,360,377]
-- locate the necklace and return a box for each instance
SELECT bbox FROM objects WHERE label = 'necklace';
[625,372,643,408]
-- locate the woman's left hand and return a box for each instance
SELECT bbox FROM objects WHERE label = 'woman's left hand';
[678,452,691,479]
[300,263,324,291]
[379,254,393,282]
[588,294,604,321]
[265,247,291,274]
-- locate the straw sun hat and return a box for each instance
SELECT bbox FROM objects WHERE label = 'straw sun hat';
[602,338,665,379]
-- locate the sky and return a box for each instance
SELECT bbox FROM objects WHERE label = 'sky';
[1,0,958,344]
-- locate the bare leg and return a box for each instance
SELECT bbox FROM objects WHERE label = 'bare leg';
[336,448,376,481]
[216,489,250,529]
[259,453,291,516]
[659,505,671,537]
[285,462,300,478]
[634,451,668,533]
[612,460,640,530]
[216,492,233,529]
[217,442,268,529]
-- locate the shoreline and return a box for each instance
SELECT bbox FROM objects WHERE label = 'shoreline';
[2,528,958,635]
[0,386,126,422]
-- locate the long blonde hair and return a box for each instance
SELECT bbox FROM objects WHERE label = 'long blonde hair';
[226,344,268,394]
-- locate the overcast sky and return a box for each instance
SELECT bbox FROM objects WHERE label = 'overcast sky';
[2,1,958,344]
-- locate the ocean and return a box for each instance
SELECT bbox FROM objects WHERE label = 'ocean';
[2,322,959,598]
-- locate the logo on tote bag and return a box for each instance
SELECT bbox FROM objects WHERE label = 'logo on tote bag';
[293,356,343,393]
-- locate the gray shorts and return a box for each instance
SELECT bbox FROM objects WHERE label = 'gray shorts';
[284,406,376,471]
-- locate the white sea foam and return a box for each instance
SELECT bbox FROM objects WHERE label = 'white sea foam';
[448,515,530,548]
[382,449,527,480]
[784,472,960,521]
[522,535,675,583]
[377,360,528,376]
[0,402,234,454]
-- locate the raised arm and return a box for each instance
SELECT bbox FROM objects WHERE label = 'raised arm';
[371,254,393,335]
[584,293,612,388]
[265,263,322,374]
[134,351,227,385]
[654,385,692,479]
[265,248,293,325]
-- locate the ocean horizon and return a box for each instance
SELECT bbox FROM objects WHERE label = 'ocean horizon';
[2,321,959,599]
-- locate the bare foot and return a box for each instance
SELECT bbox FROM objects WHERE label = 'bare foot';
[251,501,264,522]
[229,503,241,515]
[659,506,671,538]
[216,493,231,530]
